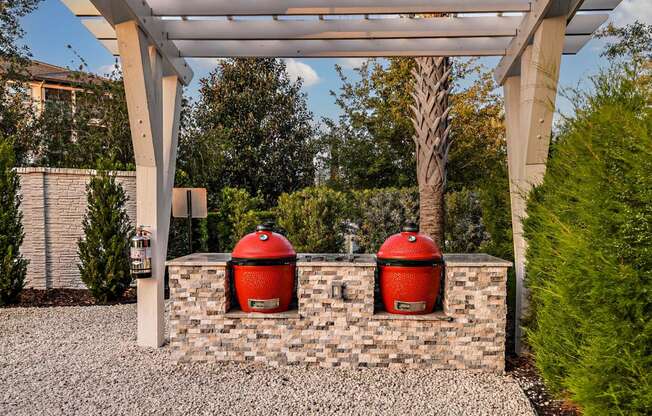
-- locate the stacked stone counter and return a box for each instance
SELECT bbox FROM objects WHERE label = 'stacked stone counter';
[166,253,511,373]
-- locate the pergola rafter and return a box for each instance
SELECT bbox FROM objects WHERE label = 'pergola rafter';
[60,0,623,351]
[82,14,607,41]
[63,0,621,16]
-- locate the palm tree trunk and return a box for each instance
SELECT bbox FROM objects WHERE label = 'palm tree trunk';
[419,183,445,244]
[410,56,452,245]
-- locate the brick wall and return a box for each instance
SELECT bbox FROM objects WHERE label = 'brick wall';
[168,253,510,372]
[16,167,137,289]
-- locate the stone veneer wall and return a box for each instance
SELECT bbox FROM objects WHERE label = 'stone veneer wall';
[168,254,509,373]
[16,167,137,289]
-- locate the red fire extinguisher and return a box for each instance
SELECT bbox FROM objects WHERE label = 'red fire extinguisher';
[130,226,152,278]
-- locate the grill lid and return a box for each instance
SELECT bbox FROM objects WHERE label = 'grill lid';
[377,223,442,262]
[232,223,296,260]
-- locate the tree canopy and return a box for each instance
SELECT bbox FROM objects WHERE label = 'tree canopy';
[177,58,318,208]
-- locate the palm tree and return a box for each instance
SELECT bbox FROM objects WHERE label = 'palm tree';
[410,56,452,244]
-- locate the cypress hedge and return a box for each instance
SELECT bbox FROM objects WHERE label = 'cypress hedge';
[78,170,133,302]
[523,70,651,415]
[0,136,28,305]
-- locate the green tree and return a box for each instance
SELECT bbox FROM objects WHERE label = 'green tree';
[524,67,651,415]
[31,61,133,170]
[178,58,317,207]
[0,0,41,165]
[78,169,133,302]
[596,20,651,76]
[321,60,416,190]
[524,22,652,414]
[0,134,28,305]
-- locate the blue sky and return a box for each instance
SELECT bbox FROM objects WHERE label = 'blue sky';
[19,1,651,122]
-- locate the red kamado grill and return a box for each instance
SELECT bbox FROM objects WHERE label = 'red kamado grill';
[377,223,444,315]
[231,223,296,313]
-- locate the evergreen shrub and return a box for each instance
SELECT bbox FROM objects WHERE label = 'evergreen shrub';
[0,136,28,305]
[444,188,488,253]
[78,170,133,302]
[209,187,270,252]
[523,71,652,415]
[276,187,349,252]
[351,187,419,253]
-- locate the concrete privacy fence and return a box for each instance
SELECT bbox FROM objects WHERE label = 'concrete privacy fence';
[16,167,137,289]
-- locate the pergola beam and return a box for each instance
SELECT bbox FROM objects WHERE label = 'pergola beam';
[64,0,619,16]
[77,0,532,16]
[62,0,193,85]
[495,0,556,84]
[81,14,607,42]
[96,35,591,58]
[494,0,620,84]
[165,16,521,40]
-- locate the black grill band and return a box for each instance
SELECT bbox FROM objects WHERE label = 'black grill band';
[230,256,297,266]
[376,258,444,267]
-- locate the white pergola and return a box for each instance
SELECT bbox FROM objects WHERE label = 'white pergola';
[61,0,622,350]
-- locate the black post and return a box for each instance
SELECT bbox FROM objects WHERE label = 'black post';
[186,190,193,254]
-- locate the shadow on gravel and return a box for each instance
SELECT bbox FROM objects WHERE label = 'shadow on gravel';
[506,355,581,416]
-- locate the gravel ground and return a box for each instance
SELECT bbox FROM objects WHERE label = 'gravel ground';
[0,304,535,416]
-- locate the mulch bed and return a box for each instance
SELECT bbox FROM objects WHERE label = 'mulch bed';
[3,288,137,308]
[507,355,581,416]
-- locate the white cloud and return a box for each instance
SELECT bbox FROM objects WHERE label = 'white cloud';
[283,58,320,87]
[611,0,652,26]
[95,62,120,76]
[338,58,368,70]
[187,58,225,72]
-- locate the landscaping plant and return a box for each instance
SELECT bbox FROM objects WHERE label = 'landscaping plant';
[523,68,652,415]
[78,169,133,302]
[351,187,419,253]
[208,187,270,252]
[276,187,349,253]
[444,188,488,253]
[0,135,28,305]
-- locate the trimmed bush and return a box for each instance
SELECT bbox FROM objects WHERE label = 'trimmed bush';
[78,170,133,302]
[0,136,28,305]
[351,187,419,253]
[276,187,349,252]
[523,70,652,415]
[444,188,488,253]
[209,187,270,252]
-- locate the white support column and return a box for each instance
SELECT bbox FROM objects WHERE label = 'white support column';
[158,76,183,269]
[503,15,566,353]
[116,20,182,348]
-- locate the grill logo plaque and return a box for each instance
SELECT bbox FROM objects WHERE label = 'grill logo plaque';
[394,300,426,312]
[248,298,280,310]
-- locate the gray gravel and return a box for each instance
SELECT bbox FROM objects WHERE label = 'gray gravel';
[0,304,534,416]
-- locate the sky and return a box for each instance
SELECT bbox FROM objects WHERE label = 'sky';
[18,0,652,123]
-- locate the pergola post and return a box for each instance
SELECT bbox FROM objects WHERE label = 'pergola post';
[503,16,566,353]
[116,21,183,348]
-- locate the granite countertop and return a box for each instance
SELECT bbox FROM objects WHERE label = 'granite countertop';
[166,252,512,267]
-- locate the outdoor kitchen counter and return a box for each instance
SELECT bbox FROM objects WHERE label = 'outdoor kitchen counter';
[166,253,511,372]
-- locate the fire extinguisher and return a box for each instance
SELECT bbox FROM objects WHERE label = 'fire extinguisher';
[130,226,152,278]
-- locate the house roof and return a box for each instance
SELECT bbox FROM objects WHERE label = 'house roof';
[1,59,106,86]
